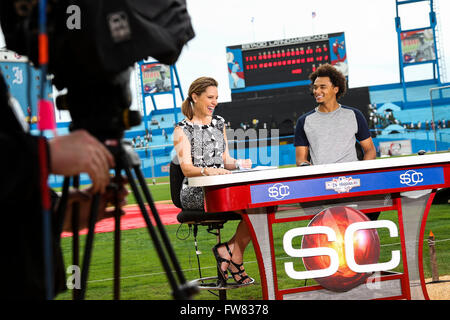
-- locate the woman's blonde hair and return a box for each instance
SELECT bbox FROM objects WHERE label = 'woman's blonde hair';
[181,77,218,120]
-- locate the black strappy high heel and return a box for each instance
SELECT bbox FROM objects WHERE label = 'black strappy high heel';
[212,243,232,282]
[228,260,253,285]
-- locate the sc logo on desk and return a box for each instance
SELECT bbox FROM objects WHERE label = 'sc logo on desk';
[400,170,423,187]
[283,220,401,280]
[268,183,290,200]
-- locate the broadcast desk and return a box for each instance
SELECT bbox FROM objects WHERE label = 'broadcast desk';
[188,153,450,300]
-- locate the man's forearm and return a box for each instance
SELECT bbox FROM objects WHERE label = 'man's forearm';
[363,149,377,160]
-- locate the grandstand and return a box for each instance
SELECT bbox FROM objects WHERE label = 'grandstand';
[123,108,183,179]
[368,80,450,153]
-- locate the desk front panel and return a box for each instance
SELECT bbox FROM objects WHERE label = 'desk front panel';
[199,159,449,300]
[203,164,449,213]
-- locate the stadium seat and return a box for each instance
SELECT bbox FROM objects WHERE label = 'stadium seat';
[169,160,253,299]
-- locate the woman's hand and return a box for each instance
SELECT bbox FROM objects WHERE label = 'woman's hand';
[236,159,252,169]
[204,167,231,176]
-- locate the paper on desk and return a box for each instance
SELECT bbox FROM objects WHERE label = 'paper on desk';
[234,165,278,173]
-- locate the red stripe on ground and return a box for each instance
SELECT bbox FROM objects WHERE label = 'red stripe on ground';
[61,203,181,238]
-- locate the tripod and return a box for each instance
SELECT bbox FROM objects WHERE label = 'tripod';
[56,139,198,300]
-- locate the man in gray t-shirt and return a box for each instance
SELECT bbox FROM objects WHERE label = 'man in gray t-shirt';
[294,64,376,166]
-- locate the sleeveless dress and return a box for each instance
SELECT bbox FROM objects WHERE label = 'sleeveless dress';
[177,115,226,210]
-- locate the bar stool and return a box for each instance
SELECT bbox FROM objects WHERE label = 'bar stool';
[169,161,254,299]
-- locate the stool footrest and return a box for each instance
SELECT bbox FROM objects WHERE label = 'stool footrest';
[188,276,255,290]
[177,210,241,224]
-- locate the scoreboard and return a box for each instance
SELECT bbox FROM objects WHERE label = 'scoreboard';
[226,32,348,91]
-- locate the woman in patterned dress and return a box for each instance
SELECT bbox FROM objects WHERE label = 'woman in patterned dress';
[173,77,253,284]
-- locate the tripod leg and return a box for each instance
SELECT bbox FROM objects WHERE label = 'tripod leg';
[117,140,197,299]
[78,193,101,300]
[122,164,186,299]
[42,208,54,300]
[113,169,121,300]
[113,202,121,300]
[56,177,71,237]
[133,166,187,286]
[71,175,81,300]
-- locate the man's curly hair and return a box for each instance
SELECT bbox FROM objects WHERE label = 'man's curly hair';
[309,64,347,100]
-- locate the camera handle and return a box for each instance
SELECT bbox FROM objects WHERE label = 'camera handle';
[57,140,198,300]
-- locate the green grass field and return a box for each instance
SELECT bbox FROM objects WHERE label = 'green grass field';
[55,174,450,300]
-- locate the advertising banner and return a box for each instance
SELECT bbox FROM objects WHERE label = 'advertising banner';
[379,140,412,156]
[226,47,246,89]
[401,28,436,64]
[141,63,172,94]
[329,33,348,76]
